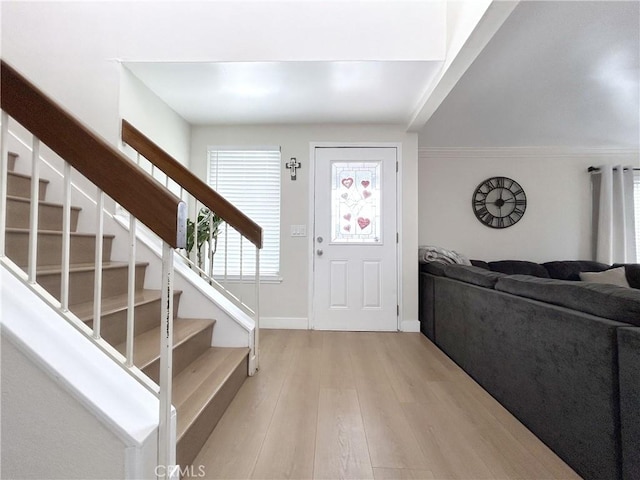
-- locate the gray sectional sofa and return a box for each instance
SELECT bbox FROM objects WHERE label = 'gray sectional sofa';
[419,260,640,480]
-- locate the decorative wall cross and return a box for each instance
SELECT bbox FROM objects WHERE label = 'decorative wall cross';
[286,157,301,180]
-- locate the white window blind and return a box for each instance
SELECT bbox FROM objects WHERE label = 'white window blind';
[208,147,281,277]
[634,171,640,262]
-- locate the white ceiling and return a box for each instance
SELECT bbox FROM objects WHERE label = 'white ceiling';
[421,0,640,147]
[125,61,443,125]
[124,0,639,146]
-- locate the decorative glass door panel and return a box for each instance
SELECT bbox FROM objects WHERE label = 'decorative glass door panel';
[331,161,382,244]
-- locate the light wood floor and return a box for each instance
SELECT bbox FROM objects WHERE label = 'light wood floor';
[193,330,580,479]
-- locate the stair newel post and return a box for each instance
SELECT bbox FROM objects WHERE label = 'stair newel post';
[60,161,71,312]
[27,138,41,283]
[0,111,9,257]
[126,215,137,367]
[158,242,176,477]
[92,189,104,340]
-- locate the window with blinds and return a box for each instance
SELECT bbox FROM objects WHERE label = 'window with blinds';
[635,171,640,262]
[208,147,281,277]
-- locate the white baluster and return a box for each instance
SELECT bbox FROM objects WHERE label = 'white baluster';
[158,242,175,478]
[27,138,40,283]
[0,111,9,257]
[126,215,136,367]
[60,162,71,312]
[93,189,104,339]
[223,223,228,287]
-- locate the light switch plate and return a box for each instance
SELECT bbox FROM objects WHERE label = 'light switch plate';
[291,225,307,237]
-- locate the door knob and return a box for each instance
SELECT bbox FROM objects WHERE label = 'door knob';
[317,236,323,243]
[317,249,324,256]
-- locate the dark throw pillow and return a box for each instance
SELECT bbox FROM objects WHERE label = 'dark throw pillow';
[543,260,610,281]
[488,260,550,278]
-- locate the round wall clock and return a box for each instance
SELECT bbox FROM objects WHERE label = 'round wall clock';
[472,176,526,229]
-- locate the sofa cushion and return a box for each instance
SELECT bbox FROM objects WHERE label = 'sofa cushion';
[496,275,640,326]
[488,260,550,278]
[625,264,640,289]
[419,261,447,276]
[580,266,630,288]
[470,259,490,270]
[444,265,506,288]
[613,263,640,289]
[618,327,640,480]
[542,260,609,281]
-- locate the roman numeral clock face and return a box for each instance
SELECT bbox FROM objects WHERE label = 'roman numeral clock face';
[472,176,527,229]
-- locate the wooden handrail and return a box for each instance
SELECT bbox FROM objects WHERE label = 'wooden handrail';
[1,60,186,248]
[121,120,263,249]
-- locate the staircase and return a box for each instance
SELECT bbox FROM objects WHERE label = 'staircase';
[4,150,249,468]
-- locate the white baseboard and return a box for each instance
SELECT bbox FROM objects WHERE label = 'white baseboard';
[261,317,309,330]
[400,319,420,332]
[262,317,419,332]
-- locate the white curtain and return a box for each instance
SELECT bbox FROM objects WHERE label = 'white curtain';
[592,165,637,264]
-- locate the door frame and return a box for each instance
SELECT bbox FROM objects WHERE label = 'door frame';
[307,142,403,331]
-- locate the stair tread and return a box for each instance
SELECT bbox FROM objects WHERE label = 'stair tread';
[36,261,148,276]
[7,171,50,183]
[72,289,181,320]
[6,228,115,238]
[174,347,249,440]
[114,317,216,370]
[73,289,157,318]
[6,195,82,211]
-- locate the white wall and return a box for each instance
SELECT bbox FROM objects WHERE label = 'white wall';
[1,338,127,479]
[191,125,419,327]
[417,2,639,263]
[1,266,159,479]
[418,147,640,262]
[445,1,493,56]
[1,1,445,146]
[120,67,191,165]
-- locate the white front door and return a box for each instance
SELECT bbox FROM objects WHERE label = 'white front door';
[312,147,398,331]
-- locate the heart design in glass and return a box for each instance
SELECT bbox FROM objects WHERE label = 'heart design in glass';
[363,190,371,199]
[341,177,354,189]
[357,217,370,230]
[361,180,370,188]
[343,213,352,221]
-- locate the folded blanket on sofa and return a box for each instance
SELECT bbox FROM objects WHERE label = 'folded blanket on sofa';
[418,245,471,265]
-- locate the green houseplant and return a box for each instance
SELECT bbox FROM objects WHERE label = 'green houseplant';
[186,207,223,270]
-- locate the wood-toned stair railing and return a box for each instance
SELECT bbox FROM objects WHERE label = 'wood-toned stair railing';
[121,120,261,250]
[0,60,184,477]
[121,119,263,373]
